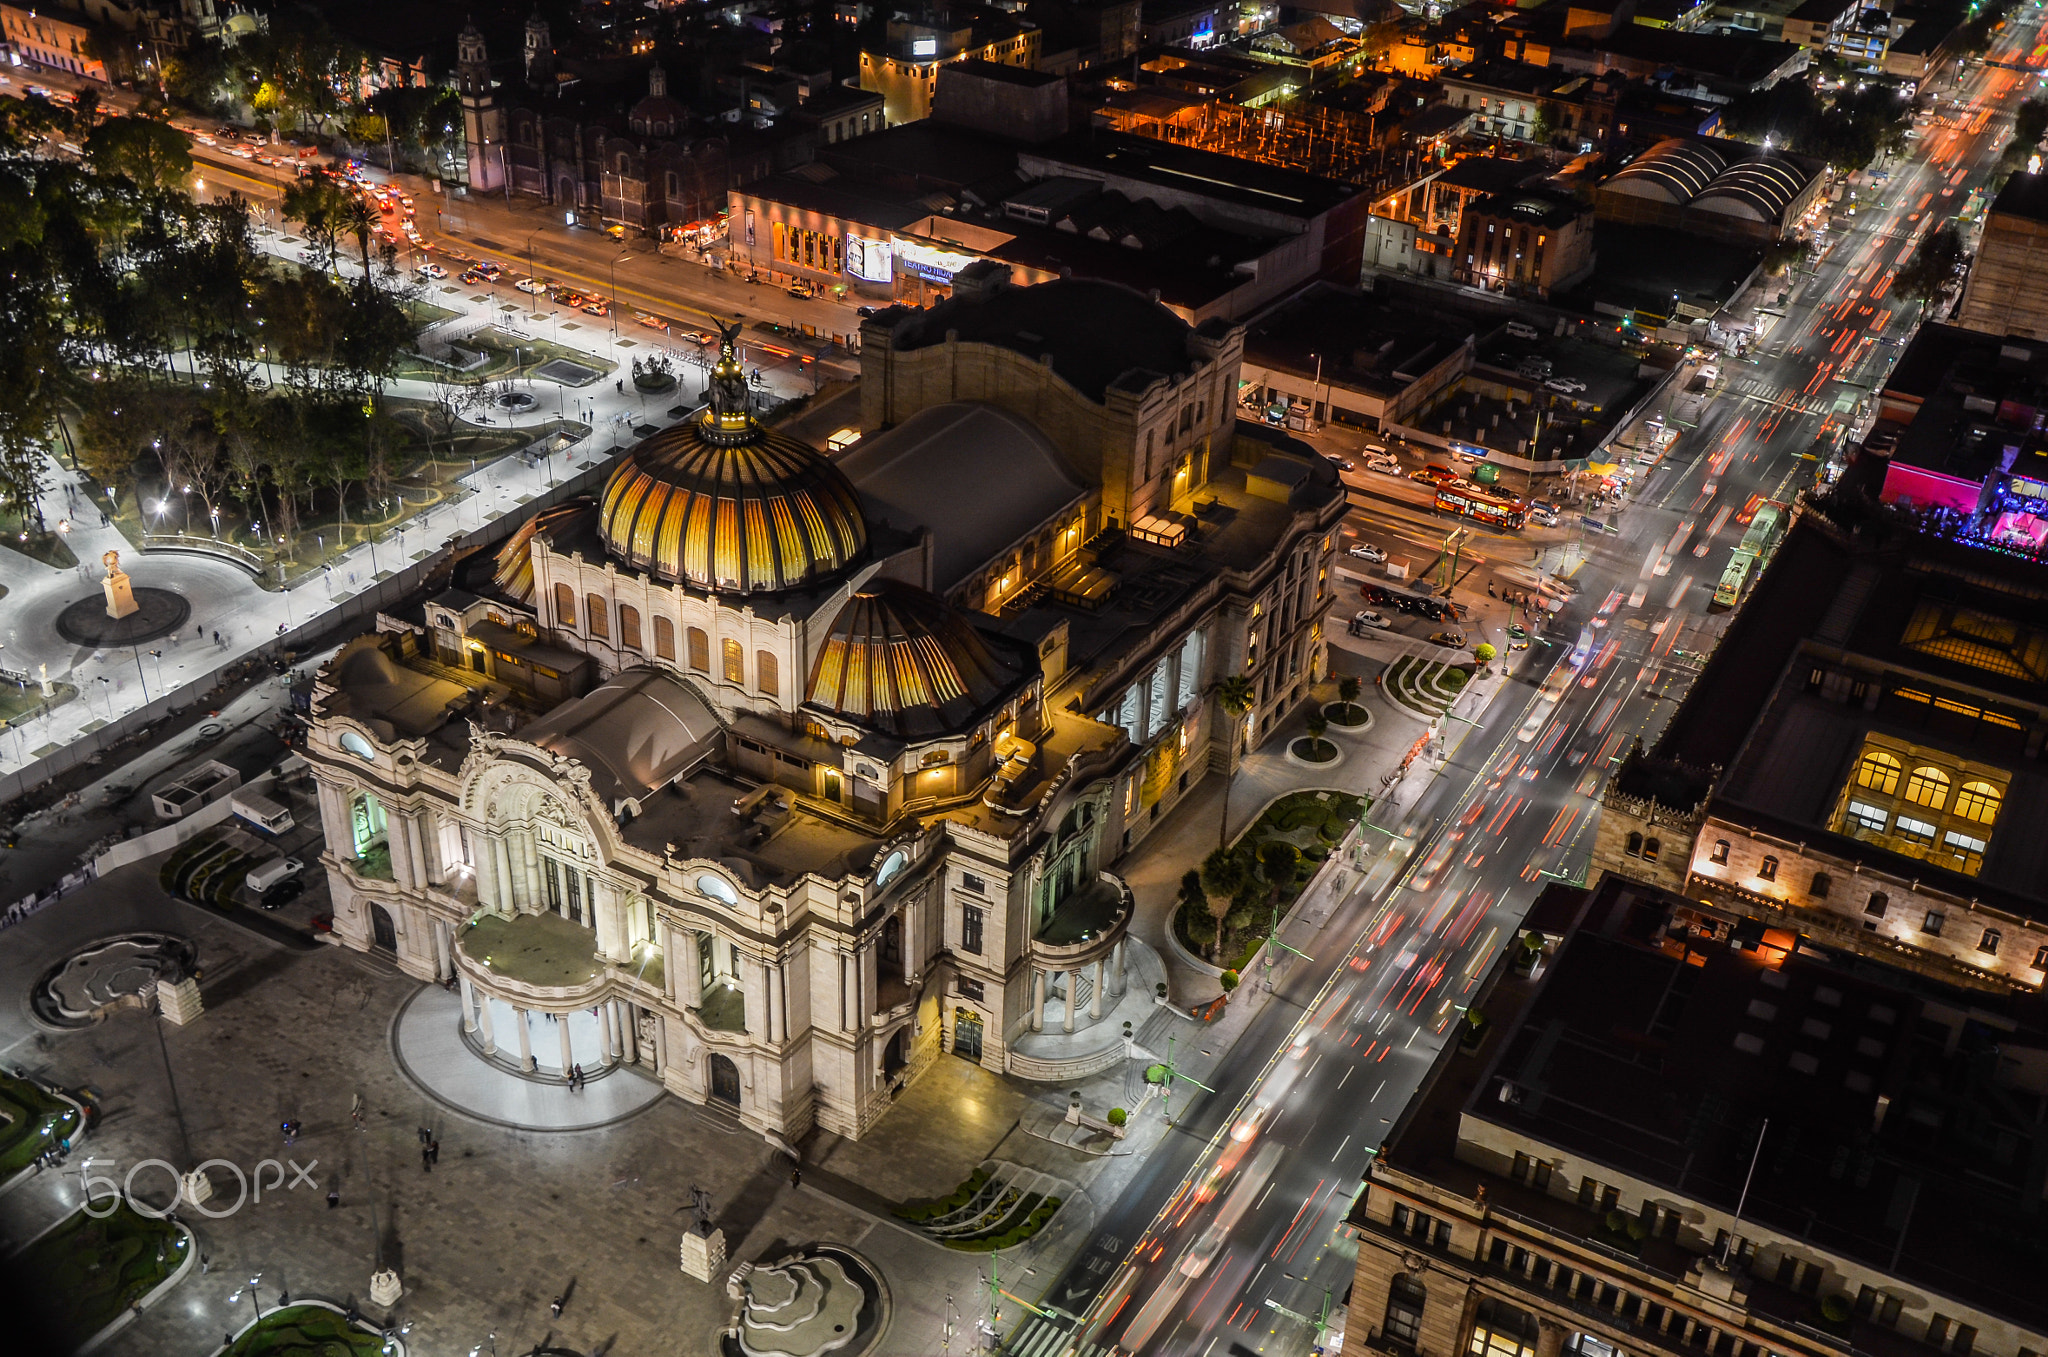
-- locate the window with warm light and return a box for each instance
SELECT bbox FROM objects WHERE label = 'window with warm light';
[722,638,744,685]
[1903,766,1950,808]
[1855,749,1901,793]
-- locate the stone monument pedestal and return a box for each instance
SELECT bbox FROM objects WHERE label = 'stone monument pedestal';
[102,552,138,621]
[181,1168,213,1207]
[681,1222,727,1281]
[368,1268,403,1311]
[157,977,204,1026]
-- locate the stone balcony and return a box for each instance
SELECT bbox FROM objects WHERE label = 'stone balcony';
[1029,871,1132,967]
[456,910,608,1006]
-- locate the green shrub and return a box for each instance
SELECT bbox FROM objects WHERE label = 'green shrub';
[1107,1108,1127,1127]
[1144,1064,1169,1085]
[1219,969,1240,992]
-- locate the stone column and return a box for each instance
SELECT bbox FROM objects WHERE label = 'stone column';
[557,1013,574,1075]
[492,835,517,914]
[621,1001,639,1064]
[459,974,478,1033]
[859,940,878,1026]
[476,991,497,1056]
[520,833,542,912]
[763,959,779,1045]
[513,1006,535,1071]
[1032,969,1046,1032]
[602,1002,619,1064]
[1536,1319,1566,1357]
[1114,937,1128,993]
[1062,970,1076,1033]
[902,901,919,983]
[681,929,704,1007]
[1089,957,1106,1019]
[406,814,430,889]
[432,921,452,983]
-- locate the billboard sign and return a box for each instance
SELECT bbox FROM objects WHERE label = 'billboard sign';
[845,236,893,283]
[896,240,978,284]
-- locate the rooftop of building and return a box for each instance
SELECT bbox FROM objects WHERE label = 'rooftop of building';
[1243,283,1476,401]
[1018,127,1368,222]
[884,271,1209,402]
[1440,56,1589,95]
[1466,186,1590,227]
[947,56,1064,87]
[1379,874,2048,1336]
[1434,153,1552,195]
[1595,25,1809,84]
[1554,221,1763,317]
[1785,0,1859,24]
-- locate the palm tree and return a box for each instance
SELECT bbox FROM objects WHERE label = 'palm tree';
[1337,674,1361,719]
[1213,673,1255,847]
[1199,847,1248,963]
[1306,712,1330,758]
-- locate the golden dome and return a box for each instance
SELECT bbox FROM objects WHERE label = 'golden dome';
[597,357,867,594]
[493,498,597,603]
[806,579,1028,739]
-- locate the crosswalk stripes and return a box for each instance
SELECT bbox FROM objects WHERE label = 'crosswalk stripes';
[1001,1314,1115,1357]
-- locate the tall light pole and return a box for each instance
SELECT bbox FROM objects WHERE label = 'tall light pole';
[609,248,632,346]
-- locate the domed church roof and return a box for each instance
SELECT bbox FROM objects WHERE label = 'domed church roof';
[805,579,1028,739]
[598,324,867,594]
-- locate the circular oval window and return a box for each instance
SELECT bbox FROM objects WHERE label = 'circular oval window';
[338,730,376,762]
[874,849,907,886]
[695,873,739,906]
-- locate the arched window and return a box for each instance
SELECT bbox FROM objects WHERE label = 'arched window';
[687,626,709,673]
[585,593,609,639]
[1903,766,1950,808]
[1855,750,1902,794]
[554,582,575,629]
[1865,891,1888,918]
[1811,871,1831,898]
[2034,944,2048,971]
[756,650,778,698]
[722,637,744,685]
[1384,1274,1427,1348]
[1643,837,1660,861]
[619,604,642,652]
[654,616,676,661]
[1626,831,1644,857]
[1710,840,1730,865]
[1758,855,1778,882]
[1979,927,2000,955]
[1954,780,2002,824]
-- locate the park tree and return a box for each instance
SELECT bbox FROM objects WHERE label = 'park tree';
[83,116,192,197]
[1212,673,1255,846]
[1895,224,1964,309]
[1199,847,1248,963]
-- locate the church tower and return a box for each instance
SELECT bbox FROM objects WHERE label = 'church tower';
[458,20,506,193]
[524,10,555,88]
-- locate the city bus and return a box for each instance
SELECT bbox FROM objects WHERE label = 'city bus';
[1435,483,1527,530]
[1710,503,1783,610]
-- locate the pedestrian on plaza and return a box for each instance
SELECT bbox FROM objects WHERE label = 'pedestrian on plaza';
[327,1187,340,1209]
[790,1165,802,1189]
[551,1295,566,1318]
[1488,582,1497,598]
[200,1255,211,1275]
[428,1139,439,1164]
[421,1144,432,1173]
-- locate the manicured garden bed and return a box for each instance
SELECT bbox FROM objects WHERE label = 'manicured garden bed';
[1289,736,1338,762]
[0,1073,82,1174]
[15,1202,186,1349]
[1174,791,1366,969]
[221,1303,396,1356]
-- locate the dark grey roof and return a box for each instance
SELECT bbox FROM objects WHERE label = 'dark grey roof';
[891,277,1198,401]
[520,667,721,802]
[839,402,1086,593]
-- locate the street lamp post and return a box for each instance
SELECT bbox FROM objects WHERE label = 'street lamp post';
[610,248,632,345]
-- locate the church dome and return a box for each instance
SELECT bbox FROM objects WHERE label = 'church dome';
[805,579,1026,739]
[598,328,866,593]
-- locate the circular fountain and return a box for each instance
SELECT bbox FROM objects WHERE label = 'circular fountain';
[721,1245,889,1357]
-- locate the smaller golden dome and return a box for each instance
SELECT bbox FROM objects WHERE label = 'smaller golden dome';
[493,499,597,603]
[806,580,1028,739]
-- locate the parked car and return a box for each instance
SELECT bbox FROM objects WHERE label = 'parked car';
[1430,630,1468,648]
[1505,320,1540,342]
[1423,464,1457,483]
[415,262,447,279]
[1363,452,1401,474]
[856,304,882,317]
[679,329,717,346]
[1348,542,1387,563]
[582,302,608,317]
[514,278,545,294]
[1353,609,1394,630]
[1545,377,1587,395]
[260,878,306,910]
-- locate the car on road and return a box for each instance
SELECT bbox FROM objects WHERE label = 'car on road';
[1347,542,1387,562]
[635,312,668,330]
[1409,468,1440,484]
[514,278,545,294]
[1545,377,1587,395]
[230,147,256,159]
[260,878,305,910]
[1353,609,1393,629]
[414,262,447,279]
[297,248,322,264]
[1363,452,1400,474]
[1430,630,1468,648]
[856,305,882,317]
[582,302,608,317]
[1423,463,1458,483]
[679,329,717,346]
[1328,455,1354,471]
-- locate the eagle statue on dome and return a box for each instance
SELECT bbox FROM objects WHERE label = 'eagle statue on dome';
[702,319,754,443]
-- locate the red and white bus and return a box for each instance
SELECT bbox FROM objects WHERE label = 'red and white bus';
[1435,483,1527,530]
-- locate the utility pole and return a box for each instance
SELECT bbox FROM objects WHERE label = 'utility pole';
[1151,1033,1217,1126]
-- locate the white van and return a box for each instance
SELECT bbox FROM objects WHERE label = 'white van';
[246,857,304,894]
[1505,320,1540,342]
